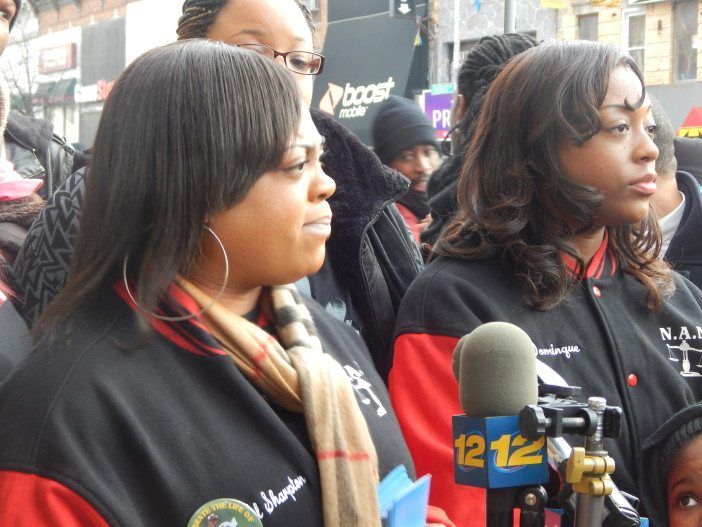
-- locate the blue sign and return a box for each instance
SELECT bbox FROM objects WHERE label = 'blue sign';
[453,415,549,489]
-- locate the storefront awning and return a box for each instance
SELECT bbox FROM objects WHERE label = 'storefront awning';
[312,2,428,145]
[33,78,77,105]
[678,107,702,138]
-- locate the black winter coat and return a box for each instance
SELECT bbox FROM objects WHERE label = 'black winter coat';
[0,287,414,525]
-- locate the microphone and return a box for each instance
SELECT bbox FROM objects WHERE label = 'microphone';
[452,322,548,527]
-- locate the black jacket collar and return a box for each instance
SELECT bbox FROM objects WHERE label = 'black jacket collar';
[310,108,409,240]
[5,110,54,153]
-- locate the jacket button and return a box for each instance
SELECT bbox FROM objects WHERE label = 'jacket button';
[592,286,602,298]
[627,374,638,387]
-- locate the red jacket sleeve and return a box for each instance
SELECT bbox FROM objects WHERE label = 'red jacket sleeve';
[0,470,110,526]
[389,333,486,527]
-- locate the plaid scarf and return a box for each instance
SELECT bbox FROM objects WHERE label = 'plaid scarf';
[177,278,381,526]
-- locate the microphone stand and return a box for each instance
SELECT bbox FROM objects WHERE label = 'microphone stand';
[566,397,616,527]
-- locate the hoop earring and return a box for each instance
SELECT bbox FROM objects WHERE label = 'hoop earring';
[121,226,230,322]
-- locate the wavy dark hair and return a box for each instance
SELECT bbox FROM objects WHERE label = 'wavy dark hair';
[436,40,672,311]
[35,40,301,336]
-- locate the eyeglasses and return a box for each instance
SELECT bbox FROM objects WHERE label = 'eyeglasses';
[235,43,325,76]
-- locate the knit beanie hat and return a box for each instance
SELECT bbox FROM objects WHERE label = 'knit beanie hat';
[639,403,702,527]
[10,0,21,31]
[372,95,437,165]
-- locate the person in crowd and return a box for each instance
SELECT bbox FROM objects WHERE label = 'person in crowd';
[649,97,702,289]
[0,0,83,259]
[12,0,421,382]
[640,403,702,527]
[0,41,446,526]
[0,77,35,381]
[675,136,702,183]
[421,33,539,247]
[389,40,702,525]
[372,95,440,242]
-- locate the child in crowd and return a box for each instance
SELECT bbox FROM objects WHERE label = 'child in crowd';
[640,403,702,527]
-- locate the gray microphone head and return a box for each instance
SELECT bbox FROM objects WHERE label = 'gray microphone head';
[452,321,538,417]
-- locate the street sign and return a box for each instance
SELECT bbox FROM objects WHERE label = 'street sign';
[390,0,415,18]
[421,90,454,140]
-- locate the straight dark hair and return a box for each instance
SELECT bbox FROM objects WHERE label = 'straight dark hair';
[36,40,301,336]
[436,40,672,310]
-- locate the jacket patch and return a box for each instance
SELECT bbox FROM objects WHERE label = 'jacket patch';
[661,326,702,377]
[344,363,387,417]
[188,498,263,527]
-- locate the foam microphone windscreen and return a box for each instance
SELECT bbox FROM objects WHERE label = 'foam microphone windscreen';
[452,321,538,417]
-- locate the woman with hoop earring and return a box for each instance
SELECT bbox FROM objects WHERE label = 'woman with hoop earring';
[0,41,428,527]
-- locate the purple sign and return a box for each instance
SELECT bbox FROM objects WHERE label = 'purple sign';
[423,92,453,140]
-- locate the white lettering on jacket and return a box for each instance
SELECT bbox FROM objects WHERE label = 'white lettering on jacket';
[535,344,581,359]
[256,475,307,515]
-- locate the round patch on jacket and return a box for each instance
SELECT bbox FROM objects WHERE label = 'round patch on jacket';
[187,498,263,527]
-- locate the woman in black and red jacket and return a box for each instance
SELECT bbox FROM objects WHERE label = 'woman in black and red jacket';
[390,40,702,526]
[0,42,456,527]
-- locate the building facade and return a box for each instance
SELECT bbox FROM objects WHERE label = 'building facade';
[2,0,182,146]
[558,0,701,128]
[428,0,558,84]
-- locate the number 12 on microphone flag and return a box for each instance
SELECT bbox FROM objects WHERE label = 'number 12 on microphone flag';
[453,415,548,489]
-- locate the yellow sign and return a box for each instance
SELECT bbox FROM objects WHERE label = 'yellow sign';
[540,0,565,9]
[678,127,702,138]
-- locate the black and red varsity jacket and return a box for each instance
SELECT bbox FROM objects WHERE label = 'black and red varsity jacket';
[0,284,415,526]
[389,234,702,526]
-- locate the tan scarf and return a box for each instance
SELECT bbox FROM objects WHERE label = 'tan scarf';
[177,278,381,526]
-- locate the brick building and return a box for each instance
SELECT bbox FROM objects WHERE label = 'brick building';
[2,0,181,146]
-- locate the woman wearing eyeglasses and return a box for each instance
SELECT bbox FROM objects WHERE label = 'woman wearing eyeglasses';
[13,0,421,385]
[0,40,428,527]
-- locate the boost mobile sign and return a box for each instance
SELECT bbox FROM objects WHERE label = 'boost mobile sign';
[312,0,427,144]
[319,77,396,119]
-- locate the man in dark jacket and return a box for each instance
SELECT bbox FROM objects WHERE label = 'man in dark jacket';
[0,0,84,262]
[650,97,702,289]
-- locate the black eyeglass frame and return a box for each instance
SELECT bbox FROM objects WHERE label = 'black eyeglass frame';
[235,43,325,76]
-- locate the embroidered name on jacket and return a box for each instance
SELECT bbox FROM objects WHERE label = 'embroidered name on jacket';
[246,475,308,519]
[534,343,582,359]
[661,325,702,378]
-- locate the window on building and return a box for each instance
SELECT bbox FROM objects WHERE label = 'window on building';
[623,11,646,71]
[675,0,699,81]
[578,14,598,41]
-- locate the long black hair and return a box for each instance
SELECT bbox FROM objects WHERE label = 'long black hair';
[437,40,672,311]
[454,33,539,151]
[36,40,301,335]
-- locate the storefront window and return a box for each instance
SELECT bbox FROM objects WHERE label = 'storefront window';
[675,0,699,81]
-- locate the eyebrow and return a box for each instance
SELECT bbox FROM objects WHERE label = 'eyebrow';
[602,102,650,110]
[670,474,699,492]
[288,137,325,151]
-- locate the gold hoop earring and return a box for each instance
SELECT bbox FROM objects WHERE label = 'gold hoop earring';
[121,226,229,322]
